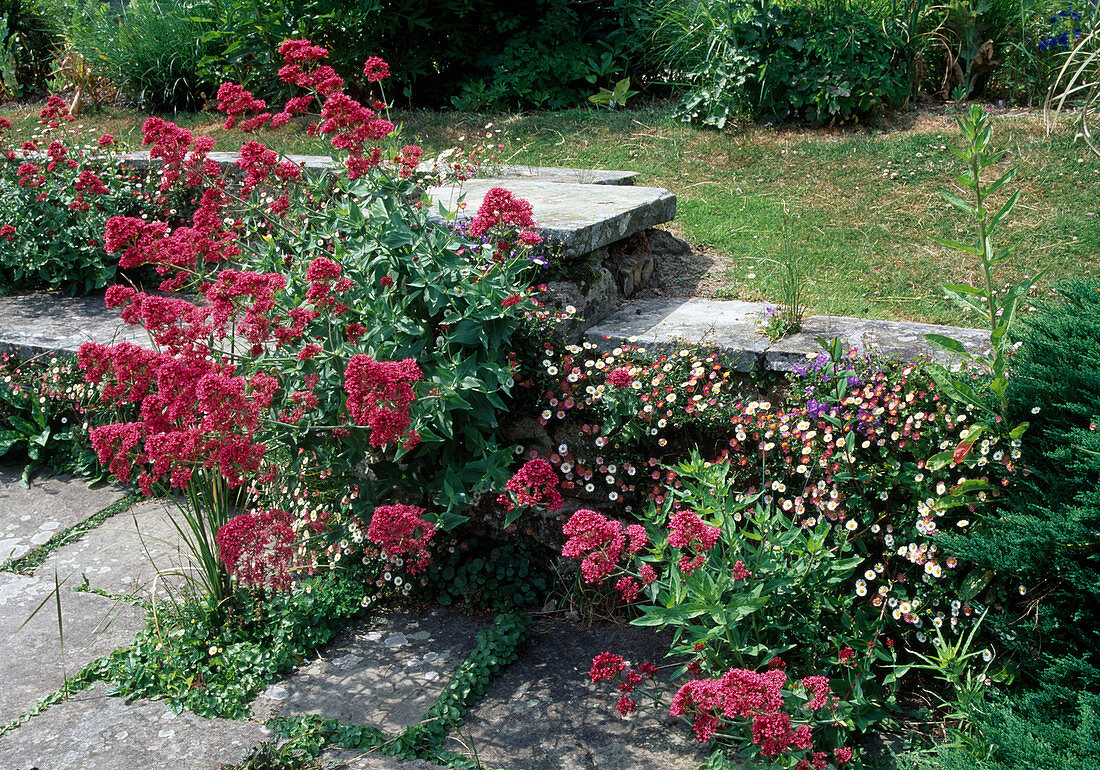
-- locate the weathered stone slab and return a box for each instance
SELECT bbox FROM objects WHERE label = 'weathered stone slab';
[0,573,145,724]
[252,606,491,734]
[121,150,637,185]
[0,293,145,358]
[427,180,676,258]
[36,500,199,602]
[0,683,267,770]
[0,468,129,565]
[320,750,447,769]
[454,618,708,770]
[586,299,989,372]
[762,313,990,371]
[434,164,637,186]
[586,298,770,371]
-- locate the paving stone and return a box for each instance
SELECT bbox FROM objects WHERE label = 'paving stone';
[321,749,447,769]
[427,180,676,258]
[252,606,492,734]
[0,684,267,770]
[0,293,146,358]
[586,298,989,372]
[0,468,129,565]
[454,617,708,770]
[0,573,145,724]
[37,499,200,602]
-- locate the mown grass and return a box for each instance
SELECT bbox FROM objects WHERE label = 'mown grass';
[3,102,1097,324]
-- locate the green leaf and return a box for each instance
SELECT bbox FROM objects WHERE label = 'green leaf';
[924,333,973,359]
[939,189,977,216]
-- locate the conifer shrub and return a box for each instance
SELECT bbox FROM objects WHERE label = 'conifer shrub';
[939,277,1100,768]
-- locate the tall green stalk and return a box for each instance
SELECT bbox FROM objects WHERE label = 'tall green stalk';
[924,104,1045,443]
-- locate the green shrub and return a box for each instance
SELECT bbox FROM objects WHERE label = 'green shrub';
[66,0,216,110]
[656,0,911,127]
[0,0,63,97]
[937,277,1100,768]
[0,120,156,294]
[193,0,650,109]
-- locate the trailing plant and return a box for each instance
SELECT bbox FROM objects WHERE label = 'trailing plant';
[93,563,380,719]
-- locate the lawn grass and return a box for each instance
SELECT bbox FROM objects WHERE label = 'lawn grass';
[3,102,1097,325]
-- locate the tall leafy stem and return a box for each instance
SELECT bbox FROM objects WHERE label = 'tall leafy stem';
[923,104,1045,454]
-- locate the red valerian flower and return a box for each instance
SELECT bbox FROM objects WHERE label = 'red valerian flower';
[98,133,116,147]
[838,646,855,665]
[216,508,297,590]
[367,503,435,573]
[363,56,390,82]
[498,458,563,511]
[668,510,721,574]
[561,509,627,583]
[606,367,633,388]
[468,187,537,239]
[589,652,626,682]
[616,695,637,715]
[800,676,834,711]
[0,225,14,241]
[834,746,853,765]
[343,355,422,448]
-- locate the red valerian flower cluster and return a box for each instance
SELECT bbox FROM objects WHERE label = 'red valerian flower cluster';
[79,338,277,495]
[216,508,297,590]
[343,356,422,449]
[467,187,539,241]
[498,458,563,511]
[366,503,436,573]
[667,667,852,764]
[561,509,647,583]
[589,653,659,717]
[667,510,721,574]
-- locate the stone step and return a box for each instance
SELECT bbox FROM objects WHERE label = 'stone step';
[0,683,267,770]
[585,298,989,372]
[427,179,676,259]
[0,293,145,358]
[119,151,637,184]
[250,606,492,735]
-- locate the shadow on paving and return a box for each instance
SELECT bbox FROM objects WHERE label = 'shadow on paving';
[0,684,266,770]
[0,467,129,566]
[453,616,710,770]
[253,606,492,735]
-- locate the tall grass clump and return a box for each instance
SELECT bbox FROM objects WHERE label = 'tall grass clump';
[66,0,215,111]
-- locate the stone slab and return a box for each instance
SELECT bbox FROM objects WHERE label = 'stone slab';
[0,573,145,724]
[586,299,989,372]
[37,499,200,602]
[0,293,146,358]
[321,750,447,769]
[121,150,638,185]
[427,180,676,258]
[0,468,129,565]
[0,683,267,770]
[454,618,708,770]
[252,606,491,734]
[424,163,637,186]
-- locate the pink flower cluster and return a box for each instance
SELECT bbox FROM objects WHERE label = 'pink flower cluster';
[343,356,422,449]
[589,652,659,715]
[367,503,435,573]
[561,509,647,583]
[216,508,297,590]
[667,511,721,574]
[79,339,276,495]
[103,188,241,290]
[468,187,539,241]
[668,668,852,764]
[498,458,563,512]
